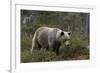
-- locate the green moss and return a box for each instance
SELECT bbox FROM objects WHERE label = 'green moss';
[21,49,57,62]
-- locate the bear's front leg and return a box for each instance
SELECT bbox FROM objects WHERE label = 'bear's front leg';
[52,40,61,55]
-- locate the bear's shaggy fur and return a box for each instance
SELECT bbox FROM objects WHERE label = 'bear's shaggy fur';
[31,27,71,55]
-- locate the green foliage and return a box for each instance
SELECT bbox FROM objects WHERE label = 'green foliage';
[70,33,88,49]
[21,50,33,62]
[21,49,57,62]
[21,35,31,51]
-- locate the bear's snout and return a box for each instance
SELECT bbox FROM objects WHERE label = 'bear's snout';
[65,41,70,46]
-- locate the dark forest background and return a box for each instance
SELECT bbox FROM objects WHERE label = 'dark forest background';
[21,10,90,63]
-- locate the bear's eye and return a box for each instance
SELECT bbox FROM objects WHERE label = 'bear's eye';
[64,38,70,41]
[63,39,67,42]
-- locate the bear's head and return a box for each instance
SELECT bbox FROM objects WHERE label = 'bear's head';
[56,30,71,46]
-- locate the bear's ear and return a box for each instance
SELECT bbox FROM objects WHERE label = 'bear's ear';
[60,31,64,36]
[68,32,71,35]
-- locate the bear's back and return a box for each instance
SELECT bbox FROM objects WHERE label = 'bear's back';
[35,27,61,48]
